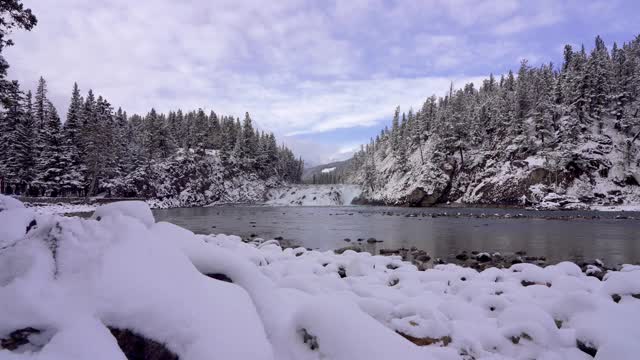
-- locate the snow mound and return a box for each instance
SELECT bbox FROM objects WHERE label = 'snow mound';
[1,200,272,360]
[91,201,155,227]
[2,198,639,360]
[0,194,25,211]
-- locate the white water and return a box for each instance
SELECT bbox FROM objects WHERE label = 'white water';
[265,184,362,206]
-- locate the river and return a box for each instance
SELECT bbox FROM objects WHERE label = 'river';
[153,205,640,265]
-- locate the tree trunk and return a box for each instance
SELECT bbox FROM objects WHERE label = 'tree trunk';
[87,174,97,198]
[419,142,424,165]
[458,148,464,169]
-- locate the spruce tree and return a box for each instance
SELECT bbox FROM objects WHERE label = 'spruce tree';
[61,83,84,194]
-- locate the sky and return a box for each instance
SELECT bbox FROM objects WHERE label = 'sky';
[5,0,640,165]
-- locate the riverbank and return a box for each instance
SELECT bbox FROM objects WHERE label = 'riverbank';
[2,196,639,359]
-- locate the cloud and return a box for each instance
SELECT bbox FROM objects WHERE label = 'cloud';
[492,1,564,35]
[4,0,637,163]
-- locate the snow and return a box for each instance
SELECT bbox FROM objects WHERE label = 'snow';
[321,167,336,173]
[0,195,26,211]
[2,198,639,359]
[26,203,96,215]
[591,204,640,212]
[91,200,155,227]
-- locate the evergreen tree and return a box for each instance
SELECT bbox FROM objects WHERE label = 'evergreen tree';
[60,82,84,194]
[0,0,36,107]
[35,101,65,196]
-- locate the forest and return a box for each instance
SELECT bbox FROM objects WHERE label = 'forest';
[0,78,304,197]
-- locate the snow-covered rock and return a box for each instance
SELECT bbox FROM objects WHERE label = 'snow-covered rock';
[92,201,155,227]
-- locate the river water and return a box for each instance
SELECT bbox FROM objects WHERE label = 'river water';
[153,205,640,265]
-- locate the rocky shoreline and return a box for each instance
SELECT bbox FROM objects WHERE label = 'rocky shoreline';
[331,243,625,279]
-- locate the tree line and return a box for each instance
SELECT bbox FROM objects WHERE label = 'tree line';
[0,77,304,196]
[351,35,640,191]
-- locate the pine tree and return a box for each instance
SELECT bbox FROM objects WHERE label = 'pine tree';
[14,90,36,193]
[60,82,84,194]
[0,1,37,108]
[35,101,65,196]
[1,81,25,193]
[391,106,400,155]
[242,112,258,165]
[209,111,221,149]
[33,76,48,163]
[587,35,612,132]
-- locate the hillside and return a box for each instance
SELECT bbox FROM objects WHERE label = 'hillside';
[302,159,352,184]
[347,35,640,210]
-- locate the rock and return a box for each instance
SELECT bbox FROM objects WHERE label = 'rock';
[109,328,179,360]
[337,266,347,278]
[343,238,351,242]
[576,339,598,357]
[415,254,431,262]
[0,327,41,351]
[404,187,446,207]
[366,237,377,243]
[299,328,319,351]
[206,273,233,283]
[476,252,491,262]
[25,219,37,233]
[455,253,469,261]
[274,236,284,241]
[512,160,528,168]
[334,245,361,255]
[396,332,452,347]
[379,249,399,255]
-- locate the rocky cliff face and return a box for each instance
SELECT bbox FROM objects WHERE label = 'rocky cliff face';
[109,152,282,208]
[349,127,640,210]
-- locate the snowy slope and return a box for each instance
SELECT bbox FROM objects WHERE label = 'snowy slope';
[2,195,640,359]
[265,184,362,206]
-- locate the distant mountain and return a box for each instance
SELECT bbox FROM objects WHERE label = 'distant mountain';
[302,159,353,184]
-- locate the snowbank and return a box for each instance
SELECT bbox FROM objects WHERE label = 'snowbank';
[1,196,639,360]
[26,203,96,215]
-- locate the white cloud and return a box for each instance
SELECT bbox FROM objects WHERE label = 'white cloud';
[5,0,632,164]
[492,1,564,35]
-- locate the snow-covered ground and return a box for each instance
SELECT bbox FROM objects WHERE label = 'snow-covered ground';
[2,195,639,360]
[591,204,640,212]
[266,184,362,206]
[25,202,97,215]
